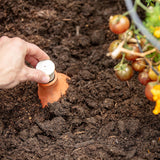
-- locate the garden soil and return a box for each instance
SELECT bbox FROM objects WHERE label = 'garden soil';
[0,0,159,159]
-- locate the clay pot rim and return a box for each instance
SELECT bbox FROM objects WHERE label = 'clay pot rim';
[39,71,58,87]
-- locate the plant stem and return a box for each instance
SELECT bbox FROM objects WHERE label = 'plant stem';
[120,48,156,57]
[123,11,130,16]
[120,53,125,65]
[136,0,152,13]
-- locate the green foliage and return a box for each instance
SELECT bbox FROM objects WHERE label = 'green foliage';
[143,3,160,34]
[145,0,154,6]
[146,52,160,63]
[153,53,160,62]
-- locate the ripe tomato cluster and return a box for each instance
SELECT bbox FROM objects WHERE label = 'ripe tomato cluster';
[108,14,160,103]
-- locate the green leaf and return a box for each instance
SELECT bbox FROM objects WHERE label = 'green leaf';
[143,2,160,39]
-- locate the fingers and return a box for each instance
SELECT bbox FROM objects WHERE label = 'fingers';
[25,55,39,67]
[0,36,50,67]
[0,36,9,43]
[26,42,50,62]
[24,42,51,83]
[21,66,50,84]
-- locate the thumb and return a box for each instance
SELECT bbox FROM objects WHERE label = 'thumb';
[23,66,50,83]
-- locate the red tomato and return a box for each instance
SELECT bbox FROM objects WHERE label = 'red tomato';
[109,15,130,34]
[138,70,151,85]
[124,44,139,61]
[145,81,157,101]
[132,59,146,72]
[115,64,134,81]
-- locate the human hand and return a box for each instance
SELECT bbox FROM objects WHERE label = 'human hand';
[0,36,50,89]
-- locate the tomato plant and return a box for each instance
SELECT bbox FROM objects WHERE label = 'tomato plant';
[108,40,122,59]
[107,0,160,114]
[114,63,134,81]
[145,81,158,101]
[138,70,151,85]
[148,67,159,81]
[108,40,121,52]
[140,38,148,49]
[132,59,146,72]
[109,15,130,34]
[118,30,133,40]
[124,44,140,61]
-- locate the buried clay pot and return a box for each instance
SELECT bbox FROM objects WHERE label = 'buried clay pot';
[36,60,70,108]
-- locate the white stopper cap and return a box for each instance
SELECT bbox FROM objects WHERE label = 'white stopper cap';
[36,60,55,82]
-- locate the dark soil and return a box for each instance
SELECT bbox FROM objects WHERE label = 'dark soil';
[0,0,159,160]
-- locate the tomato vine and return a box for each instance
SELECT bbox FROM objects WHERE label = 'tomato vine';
[107,0,160,115]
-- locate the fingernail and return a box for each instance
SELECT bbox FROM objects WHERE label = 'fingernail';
[42,75,50,83]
